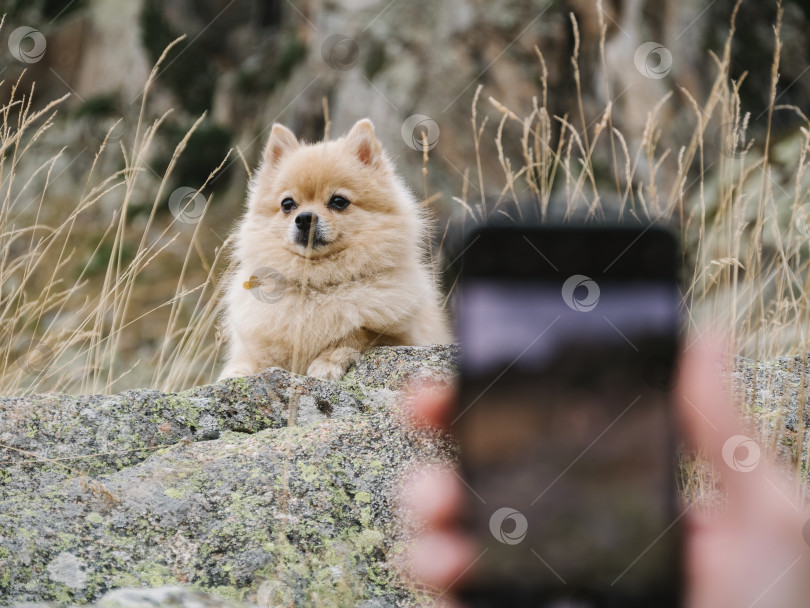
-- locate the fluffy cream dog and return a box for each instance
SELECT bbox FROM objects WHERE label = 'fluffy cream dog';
[219,119,451,380]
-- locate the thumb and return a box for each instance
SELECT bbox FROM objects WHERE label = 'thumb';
[675,334,743,474]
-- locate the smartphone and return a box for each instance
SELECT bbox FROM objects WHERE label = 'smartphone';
[451,223,683,607]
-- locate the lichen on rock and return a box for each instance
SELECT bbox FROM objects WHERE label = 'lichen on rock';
[0,345,459,607]
[6,345,804,606]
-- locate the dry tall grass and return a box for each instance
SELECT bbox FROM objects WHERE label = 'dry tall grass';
[1,30,231,396]
[465,1,810,365]
[448,0,810,501]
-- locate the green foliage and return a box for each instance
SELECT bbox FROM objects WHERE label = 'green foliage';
[364,41,387,80]
[236,35,308,95]
[140,1,306,115]
[140,0,218,115]
[151,119,233,196]
[73,94,118,119]
[5,0,87,21]
[82,241,135,278]
[705,0,810,135]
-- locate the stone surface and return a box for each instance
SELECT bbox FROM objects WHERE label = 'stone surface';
[2,344,809,606]
[0,345,458,606]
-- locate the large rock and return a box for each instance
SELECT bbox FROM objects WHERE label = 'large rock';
[3,344,808,606]
[0,345,458,606]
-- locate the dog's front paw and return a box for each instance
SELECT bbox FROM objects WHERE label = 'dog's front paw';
[306,359,347,381]
[307,347,362,381]
[217,367,253,381]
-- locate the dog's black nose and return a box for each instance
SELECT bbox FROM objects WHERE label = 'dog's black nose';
[295,212,316,231]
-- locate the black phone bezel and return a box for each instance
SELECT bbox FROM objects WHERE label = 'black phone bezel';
[451,223,684,608]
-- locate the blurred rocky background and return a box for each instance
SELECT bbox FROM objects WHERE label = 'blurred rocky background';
[5,0,809,211]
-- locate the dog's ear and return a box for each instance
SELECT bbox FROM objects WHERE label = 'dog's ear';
[264,124,299,167]
[345,119,382,167]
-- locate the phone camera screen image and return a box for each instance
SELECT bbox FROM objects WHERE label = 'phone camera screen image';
[452,226,683,608]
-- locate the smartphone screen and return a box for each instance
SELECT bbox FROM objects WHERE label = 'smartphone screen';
[452,225,683,607]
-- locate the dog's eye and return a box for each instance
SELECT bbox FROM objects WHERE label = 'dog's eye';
[328,195,350,211]
[280,198,296,213]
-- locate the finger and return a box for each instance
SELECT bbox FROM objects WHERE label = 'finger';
[403,468,462,528]
[678,335,810,607]
[675,333,742,472]
[676,334,805,509]
[407,383,456,429]
[675,334,773,507]
[406,530,478,590]
[684,510,735,608]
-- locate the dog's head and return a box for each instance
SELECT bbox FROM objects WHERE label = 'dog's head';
[241,119,420,281]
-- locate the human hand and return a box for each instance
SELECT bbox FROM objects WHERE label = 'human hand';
[403,339,810,607]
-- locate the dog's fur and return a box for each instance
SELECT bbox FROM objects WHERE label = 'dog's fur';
[219,119,451,380]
